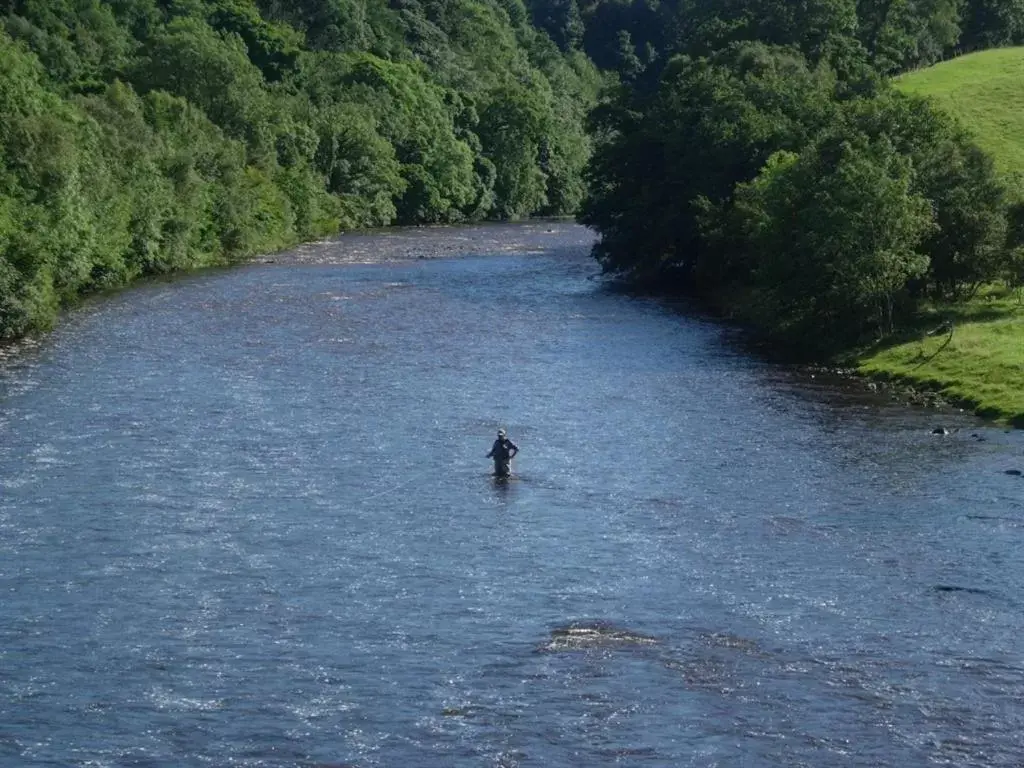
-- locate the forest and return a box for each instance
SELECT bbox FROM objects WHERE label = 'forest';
[2,0,1024,354]
[573,0,1024,355]
[0,0,601,338]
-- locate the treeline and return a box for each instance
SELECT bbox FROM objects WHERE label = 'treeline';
[531,0,1024,77]
[0,0,601,339]
[571,0,1024,355]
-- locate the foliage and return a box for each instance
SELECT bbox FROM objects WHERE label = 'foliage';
[959,0,1024,51]
[841,90,1010,300]
[557,0,1018,82]
[582,43,843,289]
[728,137,934,351]
[579,0,1023,357]
[3,0,137,91]
[0,0,599,340]
[529,0,583,51]
[857,0,963,73]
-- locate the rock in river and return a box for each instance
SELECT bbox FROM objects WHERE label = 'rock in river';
[537,622,659,653]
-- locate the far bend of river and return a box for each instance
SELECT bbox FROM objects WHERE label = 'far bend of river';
[2,222,1024,768]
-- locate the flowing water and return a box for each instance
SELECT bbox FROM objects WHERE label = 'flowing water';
[1,223,1022,767]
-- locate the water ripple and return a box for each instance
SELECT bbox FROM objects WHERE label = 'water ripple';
[0,223,1022,766]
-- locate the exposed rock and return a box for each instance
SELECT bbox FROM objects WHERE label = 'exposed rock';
[538,622,658,652]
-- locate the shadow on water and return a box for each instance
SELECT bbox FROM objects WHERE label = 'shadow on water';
[490,474,514,495]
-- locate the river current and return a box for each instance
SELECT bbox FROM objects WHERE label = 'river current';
[1,223,1022,767]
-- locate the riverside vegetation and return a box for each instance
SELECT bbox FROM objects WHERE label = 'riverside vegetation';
[1,0,1023,421]
[0,0,602,339]
[853,49,1024,426]
[574,0,1024,424]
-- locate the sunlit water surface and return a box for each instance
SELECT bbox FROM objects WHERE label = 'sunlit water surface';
[1,223,1022,767]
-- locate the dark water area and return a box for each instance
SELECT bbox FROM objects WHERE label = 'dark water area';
[1,222,1022,767]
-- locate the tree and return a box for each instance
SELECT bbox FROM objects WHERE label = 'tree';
[731,135,934,352]
[529,0,584,50]
[581,43,842,288]
[959,0,1024,51]
[841,90,1012,299]
[667,0,859,61]
[3,0,136,92]
[337,53,478,221]
[130,17,270,148]
[857,0,962,73]
[477,81,551,218]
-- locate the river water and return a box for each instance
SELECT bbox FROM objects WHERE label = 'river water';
[1,223,1022,767]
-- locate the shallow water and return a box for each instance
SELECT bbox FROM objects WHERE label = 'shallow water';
[1,222,1022,767]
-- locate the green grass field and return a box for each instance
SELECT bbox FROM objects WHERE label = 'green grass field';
[857,51,1024,425]
[896,47,1024,182]
[857,290,1024,426]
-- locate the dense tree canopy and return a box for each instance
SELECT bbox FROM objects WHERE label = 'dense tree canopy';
[4,0,1024,347]
[576,0,1024,355]
[0,0,601,339]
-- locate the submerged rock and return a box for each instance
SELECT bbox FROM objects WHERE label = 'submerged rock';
[698,631,762,653]
[538,622,658,652]
[1005,469,1022,476]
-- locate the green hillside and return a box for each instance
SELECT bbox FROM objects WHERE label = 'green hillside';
[896,47,1024,182]
[853,50,1024,426]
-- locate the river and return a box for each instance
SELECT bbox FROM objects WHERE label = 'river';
[1,222,1022,767]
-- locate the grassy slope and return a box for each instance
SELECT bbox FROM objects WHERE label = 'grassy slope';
[856,50,1024,425]
[896,47,1024,181]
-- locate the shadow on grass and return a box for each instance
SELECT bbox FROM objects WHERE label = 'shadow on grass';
[849,299,1021,363]
[944,305,1022,323]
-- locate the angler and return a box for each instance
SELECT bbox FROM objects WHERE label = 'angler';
[487,429,519,478]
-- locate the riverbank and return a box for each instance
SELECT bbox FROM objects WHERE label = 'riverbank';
[853,288,1024,426]
[820,50,1024,427]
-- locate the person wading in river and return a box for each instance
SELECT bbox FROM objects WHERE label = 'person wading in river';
[487,429,518,478]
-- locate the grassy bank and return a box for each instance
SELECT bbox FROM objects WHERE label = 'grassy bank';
[856,289,1024,425]
[853,52,1024,426]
